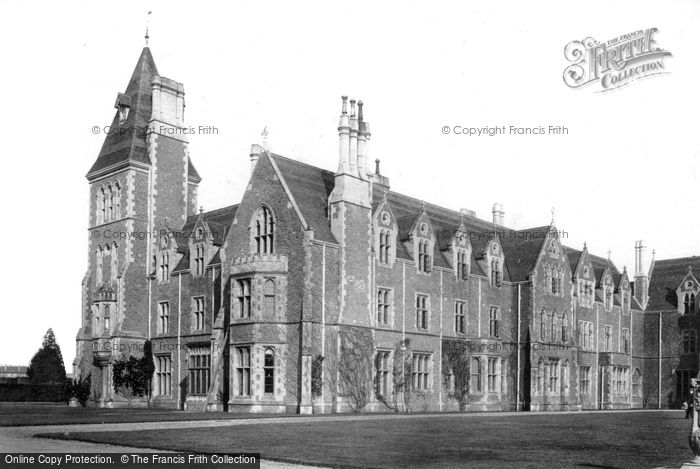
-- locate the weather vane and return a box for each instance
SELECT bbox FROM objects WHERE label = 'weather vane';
[145,10,152,46]
[261,126,269,151]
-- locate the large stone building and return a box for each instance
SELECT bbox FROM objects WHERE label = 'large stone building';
[75,46,699,413]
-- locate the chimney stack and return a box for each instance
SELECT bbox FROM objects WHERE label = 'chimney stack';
[492,203,505,226]
[249,144,263,173]
[348,99,359,176]
[357,101,371,179]
[337,96,350,174]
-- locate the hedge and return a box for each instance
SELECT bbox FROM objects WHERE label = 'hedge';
[0,383,66,402]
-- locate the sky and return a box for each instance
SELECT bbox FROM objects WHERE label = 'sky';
[0,0,698,368]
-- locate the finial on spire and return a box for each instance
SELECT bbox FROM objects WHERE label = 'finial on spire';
[145,10,152,46]
[583,241,587,249]
[375,158,381,175]
[199,206,204,215]
[358,100,364,122]
[550,206,556,225]
[607,249,612,261]
[261,126,269,151]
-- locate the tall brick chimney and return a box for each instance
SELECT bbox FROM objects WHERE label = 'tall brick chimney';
[357,100,370,179]
[492,203,505,226]
[634,240,649,307]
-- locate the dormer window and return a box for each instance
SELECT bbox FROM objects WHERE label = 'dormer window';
[115,92,131,125]
[685,293,696,315]
[418,239,431,273]
[456,249,469,280]
[253,206,275,255]
[491,258,501,287]
[159,252,170,282]
[603,274,613,311]
[194,244,205,276]
[379,229,392,265]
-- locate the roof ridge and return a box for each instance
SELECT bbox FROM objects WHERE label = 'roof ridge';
[656,255,700,264]
[269,152,335,175]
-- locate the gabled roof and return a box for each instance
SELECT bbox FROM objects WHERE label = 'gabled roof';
[180,204,239,246]
[565,246,621,288]
[647,256,700,311]
[268,154,336,243]
[500,226,552,282]
[87,47,201,182]
[171,204,239,274]
[88,48,157,177]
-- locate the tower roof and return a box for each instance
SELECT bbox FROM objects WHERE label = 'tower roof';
[86,47,159,178]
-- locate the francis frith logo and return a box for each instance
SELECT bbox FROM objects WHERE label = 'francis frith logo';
[563,28,672,92]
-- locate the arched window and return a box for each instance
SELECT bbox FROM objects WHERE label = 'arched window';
[561,312,568,343]
[457,250,469,280]
[253,206,274,254]
[114,181,121,219]
[106,184,113,222]
[96,246,103,285]
[491,258,501,286]
[557,266,564,295]
[160,252,170,282]
[540,308,547,340]
[587,323,594,349]
[103,304,110,333]
[103,244,111,282]
[562,360,569,394]
[544,263,552,292]
[97,186,106,224]
[111,243,118,281]
[685,294,691,315]
[264,348,275,394]
[690,294,697,315]
[264,279,275,316]
[537,358,544,394]
[194,244,205,276]
[550,310,558,342]
[418,240,431,272]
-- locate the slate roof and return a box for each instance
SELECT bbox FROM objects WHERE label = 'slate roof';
[172,204,239,273]
[269,154,336,243]
[87,47,201,182]
[500,226,552,282]
[268,153,568,281]
[647,256,700,311]
[564,247,621,288]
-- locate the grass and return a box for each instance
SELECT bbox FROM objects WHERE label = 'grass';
[0,403,303,427]
[38,411,693,468]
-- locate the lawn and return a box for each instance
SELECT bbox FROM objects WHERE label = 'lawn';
[39,411,692,468]
[0,403,303,427]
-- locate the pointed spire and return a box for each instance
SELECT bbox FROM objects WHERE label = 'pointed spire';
[88,46,159,177]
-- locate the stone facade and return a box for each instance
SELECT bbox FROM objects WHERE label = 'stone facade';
[75,46,698,413]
